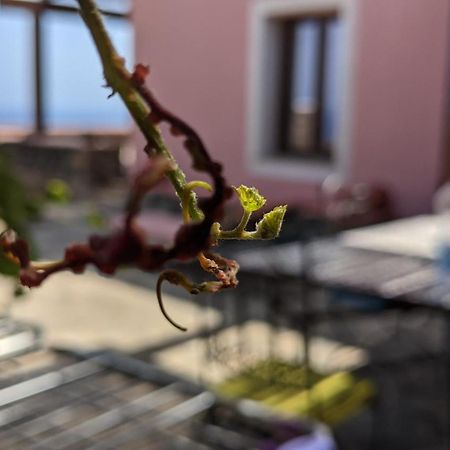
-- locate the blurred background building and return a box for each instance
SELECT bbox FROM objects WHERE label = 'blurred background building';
[1,0,449,217]
[0,0,133,196]
[133,0,450,218]
[0,1,450,449]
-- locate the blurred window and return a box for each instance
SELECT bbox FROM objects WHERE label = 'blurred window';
[43,12,133,131]
[0,0,133,135]
[0,6,34,132]
[279,15,342,161]
[247,0,355,182]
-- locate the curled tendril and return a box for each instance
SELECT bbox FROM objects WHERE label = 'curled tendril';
[156,252,239,332]
[181,181,212,223]
[156,270,198,332]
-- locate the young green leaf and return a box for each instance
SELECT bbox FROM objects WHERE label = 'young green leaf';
[255,205,288,239]
[234,185,266,213]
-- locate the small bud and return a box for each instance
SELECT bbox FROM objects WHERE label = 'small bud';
[170,125,182,136]
[19,269,42,288]
[148,111,161,124]
[131,63,150,86]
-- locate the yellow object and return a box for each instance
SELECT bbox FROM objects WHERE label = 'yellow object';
[214,359,375,427]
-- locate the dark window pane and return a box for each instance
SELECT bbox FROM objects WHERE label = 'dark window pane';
[42,11,134,131]
[0,7,34,130]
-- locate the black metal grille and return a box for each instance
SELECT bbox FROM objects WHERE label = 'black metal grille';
[0,350,314,450]
[0,351,221,450]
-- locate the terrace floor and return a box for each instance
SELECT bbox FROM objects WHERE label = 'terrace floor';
[2,196,448,449]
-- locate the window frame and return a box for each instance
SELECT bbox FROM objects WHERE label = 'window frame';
[0,0,131,137]
[246,0,358,183]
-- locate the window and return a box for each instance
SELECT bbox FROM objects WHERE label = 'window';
[43,11,133,131]
[279,15,342,160]
[0,0,133,135]
[247,0,357,181]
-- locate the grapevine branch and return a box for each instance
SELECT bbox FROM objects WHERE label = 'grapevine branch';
[0,0,286,332]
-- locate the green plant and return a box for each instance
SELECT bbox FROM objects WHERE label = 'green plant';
[0,154,38,279]
[0,0,286,331]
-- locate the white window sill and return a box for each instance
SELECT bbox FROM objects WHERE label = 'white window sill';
[250,156,334,182]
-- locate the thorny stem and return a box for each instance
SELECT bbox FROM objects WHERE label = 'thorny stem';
[0,0,283,334]
[77,0,202,221]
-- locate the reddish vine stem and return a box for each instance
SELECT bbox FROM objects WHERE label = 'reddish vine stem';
[0,0,284,333]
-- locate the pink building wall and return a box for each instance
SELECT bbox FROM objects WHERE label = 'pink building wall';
[351,0,450,216]
[133,0,449,217]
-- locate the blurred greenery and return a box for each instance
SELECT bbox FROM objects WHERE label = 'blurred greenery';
[0,154,40,278]
[45,178,72,204]
[86,208,106,229]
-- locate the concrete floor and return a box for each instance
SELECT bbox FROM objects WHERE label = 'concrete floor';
[5,198,448,449]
